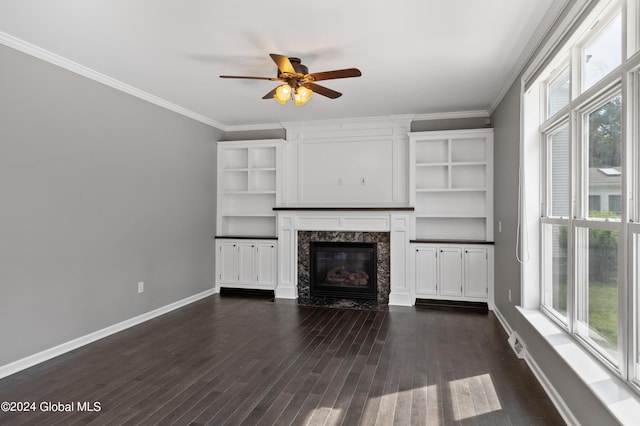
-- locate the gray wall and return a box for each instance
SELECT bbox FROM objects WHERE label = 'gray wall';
[411,116,490,132]
[0,44,222,366]
[491,80,522,328]
[222,128,285,141]
[491,62,617,425]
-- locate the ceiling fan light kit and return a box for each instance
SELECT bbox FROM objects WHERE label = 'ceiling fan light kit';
[273,83,312,106]
[220,53,361,107]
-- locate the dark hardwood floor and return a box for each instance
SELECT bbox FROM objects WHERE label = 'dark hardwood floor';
[0,295,564,425]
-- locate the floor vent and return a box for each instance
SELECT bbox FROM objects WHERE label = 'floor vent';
[415,299,488,312]
[508,332,526,359]
[220,288,275,298]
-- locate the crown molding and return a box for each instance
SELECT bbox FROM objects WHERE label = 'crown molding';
[488,0,573,114]
[0,31,227,131]
[224,111,487,133]
[412,110,489,121]
[221,122,285,132]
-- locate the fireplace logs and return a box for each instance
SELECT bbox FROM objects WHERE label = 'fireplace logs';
[326,266,369,286]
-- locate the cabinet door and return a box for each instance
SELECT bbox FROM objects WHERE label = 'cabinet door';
[439,247,463,296]
[464,248,488,298]
[256,242,277,288]
[217,241,237,285]
[415,247,438,296]
[237,242,256,286]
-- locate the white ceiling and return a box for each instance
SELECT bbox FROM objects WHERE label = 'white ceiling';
[0,0,559,130]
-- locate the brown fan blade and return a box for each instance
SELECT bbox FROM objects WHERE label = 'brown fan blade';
[262,88,277,99]
[302,83,342,99]
[308,68,361,82]
[219,75,283,81]
[269,54,296,74]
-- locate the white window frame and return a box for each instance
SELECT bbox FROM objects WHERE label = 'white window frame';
[532,0,640,392]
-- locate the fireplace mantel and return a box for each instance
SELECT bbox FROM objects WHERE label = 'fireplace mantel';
[274,208,413,306]
[273,204,414,212]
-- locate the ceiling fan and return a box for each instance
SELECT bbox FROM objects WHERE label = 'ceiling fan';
[219,53,361,106]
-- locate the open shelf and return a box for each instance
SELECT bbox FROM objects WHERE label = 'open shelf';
[217,140,283,238]
[220,216,277,238]
[415,191,486,216]
[409,129,493,242]
[415,217,487,241]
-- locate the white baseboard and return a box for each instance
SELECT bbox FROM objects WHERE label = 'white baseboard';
[388,292,415,306]
[0,288,216,380]
[493,306,578,425]
[274,286,297,299]
[524,350,580,426]
[492,305,513,336]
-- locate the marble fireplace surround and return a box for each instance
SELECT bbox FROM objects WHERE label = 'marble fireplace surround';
[274,206,414,306]
[298,231,390,304]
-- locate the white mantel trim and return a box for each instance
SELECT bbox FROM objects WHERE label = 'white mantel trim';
[275,210,414,306]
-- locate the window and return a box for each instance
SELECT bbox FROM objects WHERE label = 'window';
[585,94,622,220]
[548,126,571,217]
[575,227,620,363]
[532,0,640,387]
[547,67,570,117]
[542,223,569,319]
[582,11,622,91]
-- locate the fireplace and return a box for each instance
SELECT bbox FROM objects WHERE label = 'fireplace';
[297,231,390,305]
[310,241,377,300]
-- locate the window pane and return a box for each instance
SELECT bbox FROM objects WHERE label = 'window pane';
[549,127,570,217]
[587,95,622,219]
[548,67,570,117]
[576,228,619,363]
[543,224,568,318]
[583,12,622,91]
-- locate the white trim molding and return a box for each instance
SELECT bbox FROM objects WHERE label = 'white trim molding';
[413,110,490,121]
[0,288,216,380]
[0,31,226,130]
[523,349,581,425]
[490,0,578,113]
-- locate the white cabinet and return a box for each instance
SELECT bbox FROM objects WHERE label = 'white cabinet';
[409,129,493,242]
[439,247,463,297]
[464,248,489,298]
[217,139,284,238]
[415,246,438,296]
[412,243,493,305]
[218,241,238,286]
[215,239,277,290]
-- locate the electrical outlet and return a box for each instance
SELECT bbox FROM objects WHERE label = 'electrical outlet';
[138,281,144,293]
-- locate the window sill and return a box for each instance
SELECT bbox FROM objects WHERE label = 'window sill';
[517,307,640,425]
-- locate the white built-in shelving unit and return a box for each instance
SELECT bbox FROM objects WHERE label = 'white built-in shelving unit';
[409,129,494,242]
[215,139,283,292]
[216,140,284,238]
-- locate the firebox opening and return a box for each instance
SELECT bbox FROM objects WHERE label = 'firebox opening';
[310,241,377,300]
